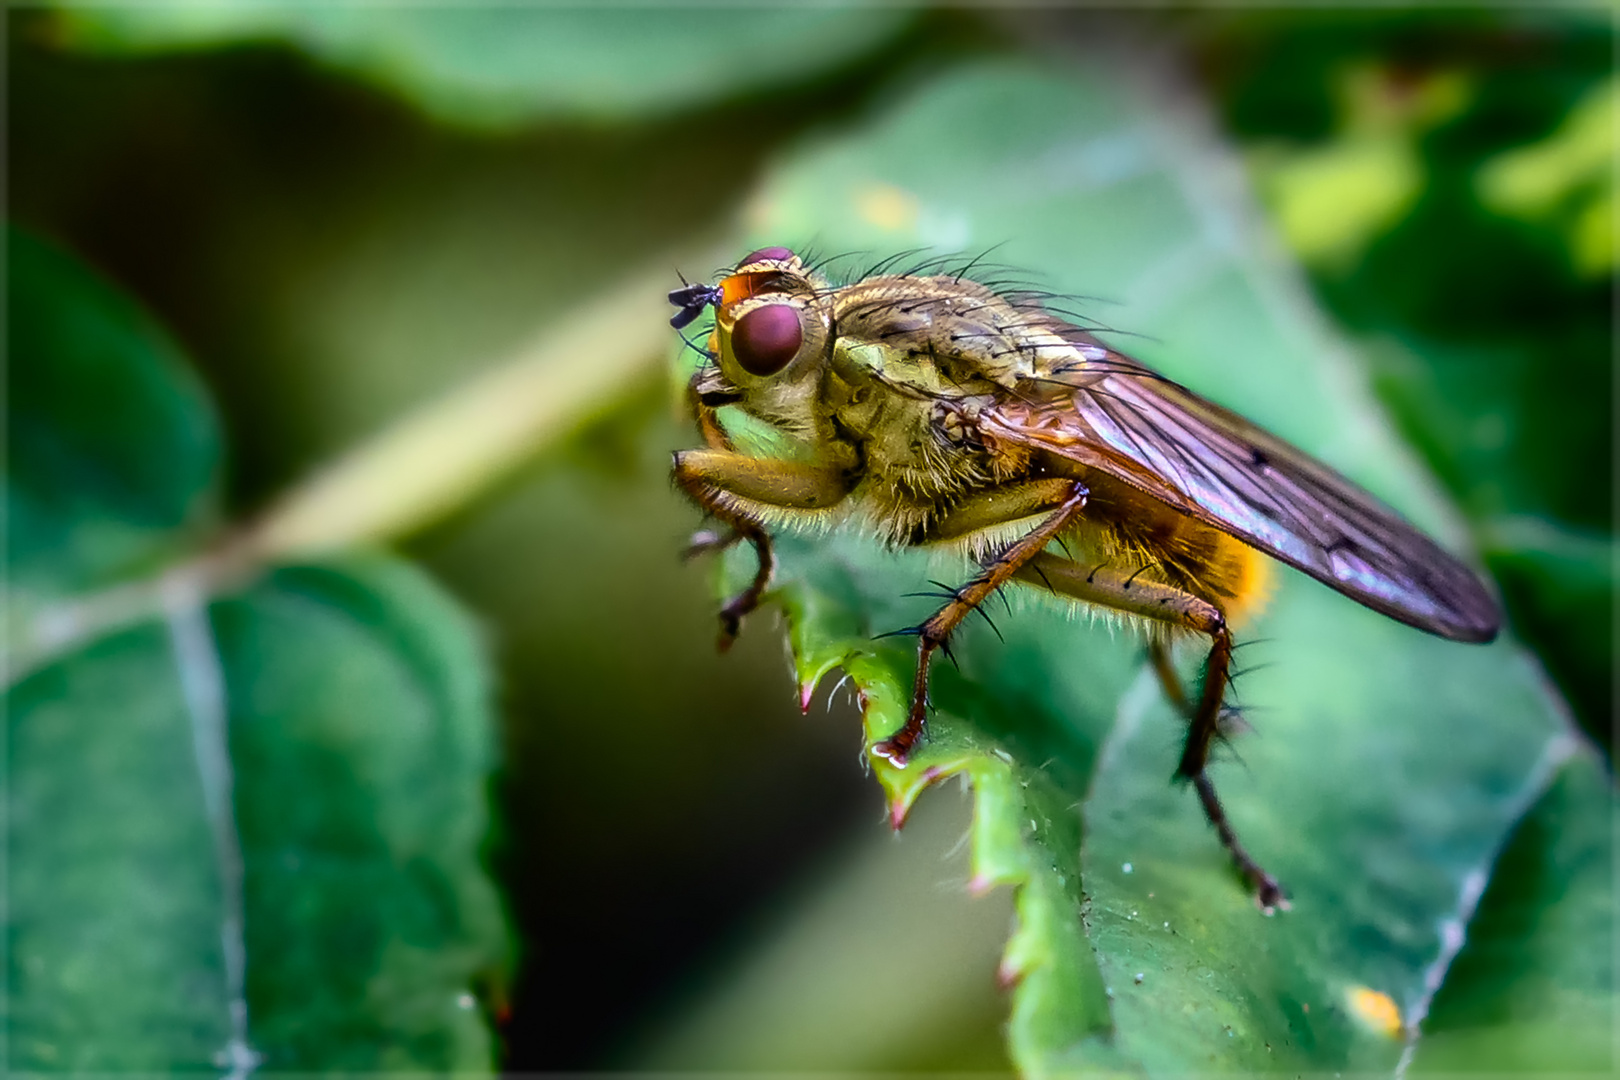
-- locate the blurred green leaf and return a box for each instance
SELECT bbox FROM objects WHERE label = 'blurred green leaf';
[51,4,917,128]
[1210,19,1614,740]
[1480,522,1614,762]
[1478,76,1617,276]
[1250,63,1470,269]
[216,559,509,1069]
[1351,336,1617,727]
[7,226,220,601]
[5,231,508,1070]
[1253,132,1422,268]
[683,61,1606,1073]
[9,622,234,1070]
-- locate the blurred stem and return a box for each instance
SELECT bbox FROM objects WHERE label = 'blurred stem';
[244,247,724,560]
[5,239,734,684]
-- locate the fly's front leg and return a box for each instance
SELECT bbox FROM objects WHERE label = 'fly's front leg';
[873,479,1088,767]
[688,374,737,453]
[693,519,770,651]
[680,395,752,562]
[672,449,853,650]
[1013,554,1286,911]
[683,527,743,561]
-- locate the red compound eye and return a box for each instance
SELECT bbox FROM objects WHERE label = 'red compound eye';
[732,304,803,376]
[740,246,794,266]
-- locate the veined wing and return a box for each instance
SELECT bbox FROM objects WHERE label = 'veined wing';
[979,350,1500,642]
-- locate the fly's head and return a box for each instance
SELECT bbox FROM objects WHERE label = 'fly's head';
[683,247,837,445]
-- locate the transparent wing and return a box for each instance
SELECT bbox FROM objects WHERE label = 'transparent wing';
[980,349,1500,642]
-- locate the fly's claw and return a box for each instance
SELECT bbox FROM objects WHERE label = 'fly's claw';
[871,687,931,768]
[1255,875,1291,915]
[1216,705,1252,739]
[684,527,740,562]
[870,726,922,768]
[716,599,748,653]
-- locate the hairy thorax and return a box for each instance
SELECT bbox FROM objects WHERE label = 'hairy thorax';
[822,359,1025,546]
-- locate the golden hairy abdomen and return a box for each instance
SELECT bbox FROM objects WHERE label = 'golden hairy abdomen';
[1056,466,1274,629]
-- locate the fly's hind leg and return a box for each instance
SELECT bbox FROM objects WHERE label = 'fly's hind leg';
[1015,553,1287,912]
[1146,640,1250,767]
[1147,639,1283,912]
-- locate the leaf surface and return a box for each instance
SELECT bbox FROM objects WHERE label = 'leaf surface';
[1403,753,1616,1076]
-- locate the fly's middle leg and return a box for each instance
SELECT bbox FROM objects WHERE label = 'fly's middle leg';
[873,480,1089,767]
[1014,552,1287,912]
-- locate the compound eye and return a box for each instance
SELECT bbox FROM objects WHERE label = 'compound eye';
[732,304,803,377]
[741,246,794,266]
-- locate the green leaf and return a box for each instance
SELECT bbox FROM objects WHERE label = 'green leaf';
[216,559,508,1069]
[1404,753,1616,1075]
[8,622,233,1069]
[1477,75,1617,276]
[1354,329,1613,738]
[695,61,1602,1073]
[50,6,917,129]
[6,225,221,600]
[8,557,509,1071]
[5,228,508,1069]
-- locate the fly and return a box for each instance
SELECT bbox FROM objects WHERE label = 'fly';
[670,247,1500,911]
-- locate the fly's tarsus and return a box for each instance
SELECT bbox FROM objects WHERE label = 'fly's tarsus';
[1194,774,1290,913]
[1151,635,1287,909]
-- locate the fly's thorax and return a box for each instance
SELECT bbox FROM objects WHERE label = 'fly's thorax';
[831,273,1082,390]
[826,364,1028,533]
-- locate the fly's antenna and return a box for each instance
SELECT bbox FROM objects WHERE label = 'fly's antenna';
[669,275,724,330]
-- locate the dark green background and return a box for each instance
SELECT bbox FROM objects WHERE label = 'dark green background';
[7,7,1611,1071]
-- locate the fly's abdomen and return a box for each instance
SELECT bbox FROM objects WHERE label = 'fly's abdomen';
[1060,469,1276,630]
